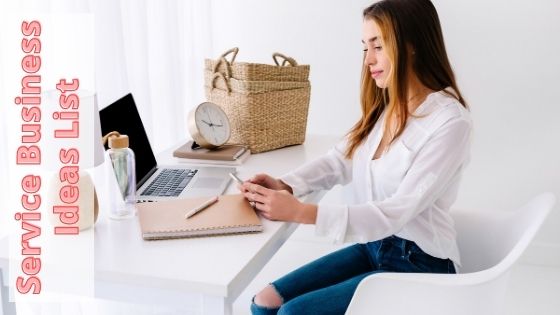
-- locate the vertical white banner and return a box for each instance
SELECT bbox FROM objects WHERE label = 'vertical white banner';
[0,11,95,307]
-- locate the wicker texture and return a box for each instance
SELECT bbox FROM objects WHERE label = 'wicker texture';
[204,48,311,153]
[205,47,310,82]
[204,70,309,94]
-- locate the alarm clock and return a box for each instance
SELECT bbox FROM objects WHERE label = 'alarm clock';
[187,102,231,149]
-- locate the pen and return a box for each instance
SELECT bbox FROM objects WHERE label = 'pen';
[232,147,247,160]
[185,196,219,219]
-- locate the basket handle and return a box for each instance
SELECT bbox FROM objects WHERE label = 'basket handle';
[211,72,231,95]
[272,53,298,67]
[212,47,239,77]
[220,47,239,63]
[212,57,232,78]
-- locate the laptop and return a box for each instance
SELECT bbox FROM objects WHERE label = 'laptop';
[99,93,235,201]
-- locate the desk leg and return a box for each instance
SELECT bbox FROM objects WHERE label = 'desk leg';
[202,295,232,315]
[0,269,16,315]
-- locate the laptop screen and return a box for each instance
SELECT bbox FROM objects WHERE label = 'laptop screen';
[99,93,158,186]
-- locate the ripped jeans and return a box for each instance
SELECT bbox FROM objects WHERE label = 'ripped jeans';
[250,235,456,315]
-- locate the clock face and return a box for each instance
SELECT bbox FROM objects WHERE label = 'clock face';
[194,102,231,146]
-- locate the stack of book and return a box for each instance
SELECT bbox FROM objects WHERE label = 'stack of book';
[173,140,250,166]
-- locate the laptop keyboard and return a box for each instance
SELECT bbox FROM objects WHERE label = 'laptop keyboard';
[140,169,198,197]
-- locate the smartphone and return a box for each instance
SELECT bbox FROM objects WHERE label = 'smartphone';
[230,173,256,207]
[229,172,244,184]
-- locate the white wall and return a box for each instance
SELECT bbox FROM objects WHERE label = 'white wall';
[210,0,369,137]
[210,0,560,265]
[436,0,560,265]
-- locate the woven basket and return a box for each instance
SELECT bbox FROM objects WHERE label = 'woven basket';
[205,71,311,153]
[205,47,310,82]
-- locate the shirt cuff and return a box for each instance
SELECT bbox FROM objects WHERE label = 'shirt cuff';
[315,203,348,243]
[279,173,311,197]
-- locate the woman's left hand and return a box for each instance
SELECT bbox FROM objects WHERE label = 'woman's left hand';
[241,182,305,222]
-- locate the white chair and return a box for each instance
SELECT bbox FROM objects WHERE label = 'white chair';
[346,192,556,315]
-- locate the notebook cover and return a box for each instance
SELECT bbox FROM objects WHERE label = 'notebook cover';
[136,194,263,240]
[173,141,248,161]
[174,149,250,166]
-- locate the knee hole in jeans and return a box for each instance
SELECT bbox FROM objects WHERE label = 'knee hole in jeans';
[254,284,283,308]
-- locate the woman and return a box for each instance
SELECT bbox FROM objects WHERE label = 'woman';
[241,0,471,314]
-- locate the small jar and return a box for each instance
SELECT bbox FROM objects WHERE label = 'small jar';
[104,132,136,219]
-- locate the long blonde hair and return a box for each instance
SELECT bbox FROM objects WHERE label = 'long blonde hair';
[345,0,467,159]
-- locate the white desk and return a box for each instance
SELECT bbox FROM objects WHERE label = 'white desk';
[92,134,338,314]
[1,134,337,314]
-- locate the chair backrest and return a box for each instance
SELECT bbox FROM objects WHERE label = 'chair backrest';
[345,193,555,315]
[452,193,555,273]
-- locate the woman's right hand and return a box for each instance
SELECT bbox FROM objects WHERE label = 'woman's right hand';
[239,173,293,194]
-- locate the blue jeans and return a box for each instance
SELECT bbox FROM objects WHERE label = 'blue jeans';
[250,235,456,315]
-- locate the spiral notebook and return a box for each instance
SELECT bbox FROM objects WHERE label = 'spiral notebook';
[136,194,263,240]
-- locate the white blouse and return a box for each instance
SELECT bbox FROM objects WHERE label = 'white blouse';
[280,89,472,266]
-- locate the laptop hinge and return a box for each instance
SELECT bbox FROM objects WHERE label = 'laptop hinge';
[138,167,158,188]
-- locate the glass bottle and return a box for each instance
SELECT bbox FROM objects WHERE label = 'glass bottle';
[104,132,136,219]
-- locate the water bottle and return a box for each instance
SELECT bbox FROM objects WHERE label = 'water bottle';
[104,131,136,219]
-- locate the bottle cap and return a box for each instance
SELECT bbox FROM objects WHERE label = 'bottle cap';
[108,134,129,149]
[102,131,129,149]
